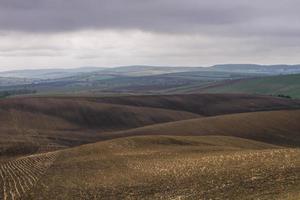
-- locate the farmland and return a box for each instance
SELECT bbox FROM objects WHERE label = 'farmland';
[25,136,300,199]
[0,69,299,199]
[0,152,58,200]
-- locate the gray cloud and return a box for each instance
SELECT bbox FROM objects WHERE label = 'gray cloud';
[2,0,298,35]
[1,0,300,70]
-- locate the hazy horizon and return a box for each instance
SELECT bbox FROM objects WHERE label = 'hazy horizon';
[1,63,300,73]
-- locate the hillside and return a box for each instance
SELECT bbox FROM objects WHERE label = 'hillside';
[1,65,299,96]
[0,97,200,157]
[200,74,300,99]
[209,64,300,74]
[97,93,300,116]
[0,70,255,95]
[22,135,300,199]
[0,97,201,129]
[1,94,299,157]
[0,95,300,199]
[0,77,35,87]
[0,67,103,79]
[112,109,300,147]
[1,64,300,80]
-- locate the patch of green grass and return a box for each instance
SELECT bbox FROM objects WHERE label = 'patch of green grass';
[203,74,300,99]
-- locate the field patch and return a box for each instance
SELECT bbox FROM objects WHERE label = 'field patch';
[25,136,300,199]
[0,151,59,200]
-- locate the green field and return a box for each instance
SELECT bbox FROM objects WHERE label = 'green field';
[201,74,300,98]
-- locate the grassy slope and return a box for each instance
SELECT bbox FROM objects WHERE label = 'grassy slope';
[27,135,300,199]
[200,74,300,98]
[113,109,300,147]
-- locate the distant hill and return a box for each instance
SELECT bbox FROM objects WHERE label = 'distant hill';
[0,67,103,79]
[2,64,300,80]
[1,65,300,96]
[0,70,259,95]
[96,65,202,76]
[200,74,300,99]
[210,64,300,74]
[0,77,35,87]
[0,66,197,80]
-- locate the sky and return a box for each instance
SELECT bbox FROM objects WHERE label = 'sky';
[1,0,300,71]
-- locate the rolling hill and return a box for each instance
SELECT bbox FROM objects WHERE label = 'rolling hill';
[0,70,257,95]
[0,77,35,87]
[97,93,300,116]
[209,64,300,74]
[3,65,299,96]
[0,93,299,199]
[1,94,299,157]
[0,67,103,79]
[112,109,300,147]
[0,97,200,157]
[23,135,300,199]
[200,74,300,99]
[1,64,299,80]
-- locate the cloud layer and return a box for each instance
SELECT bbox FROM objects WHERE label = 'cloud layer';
[1,0,300,70]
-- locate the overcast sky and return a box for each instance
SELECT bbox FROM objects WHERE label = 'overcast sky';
[1,0,300,71]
